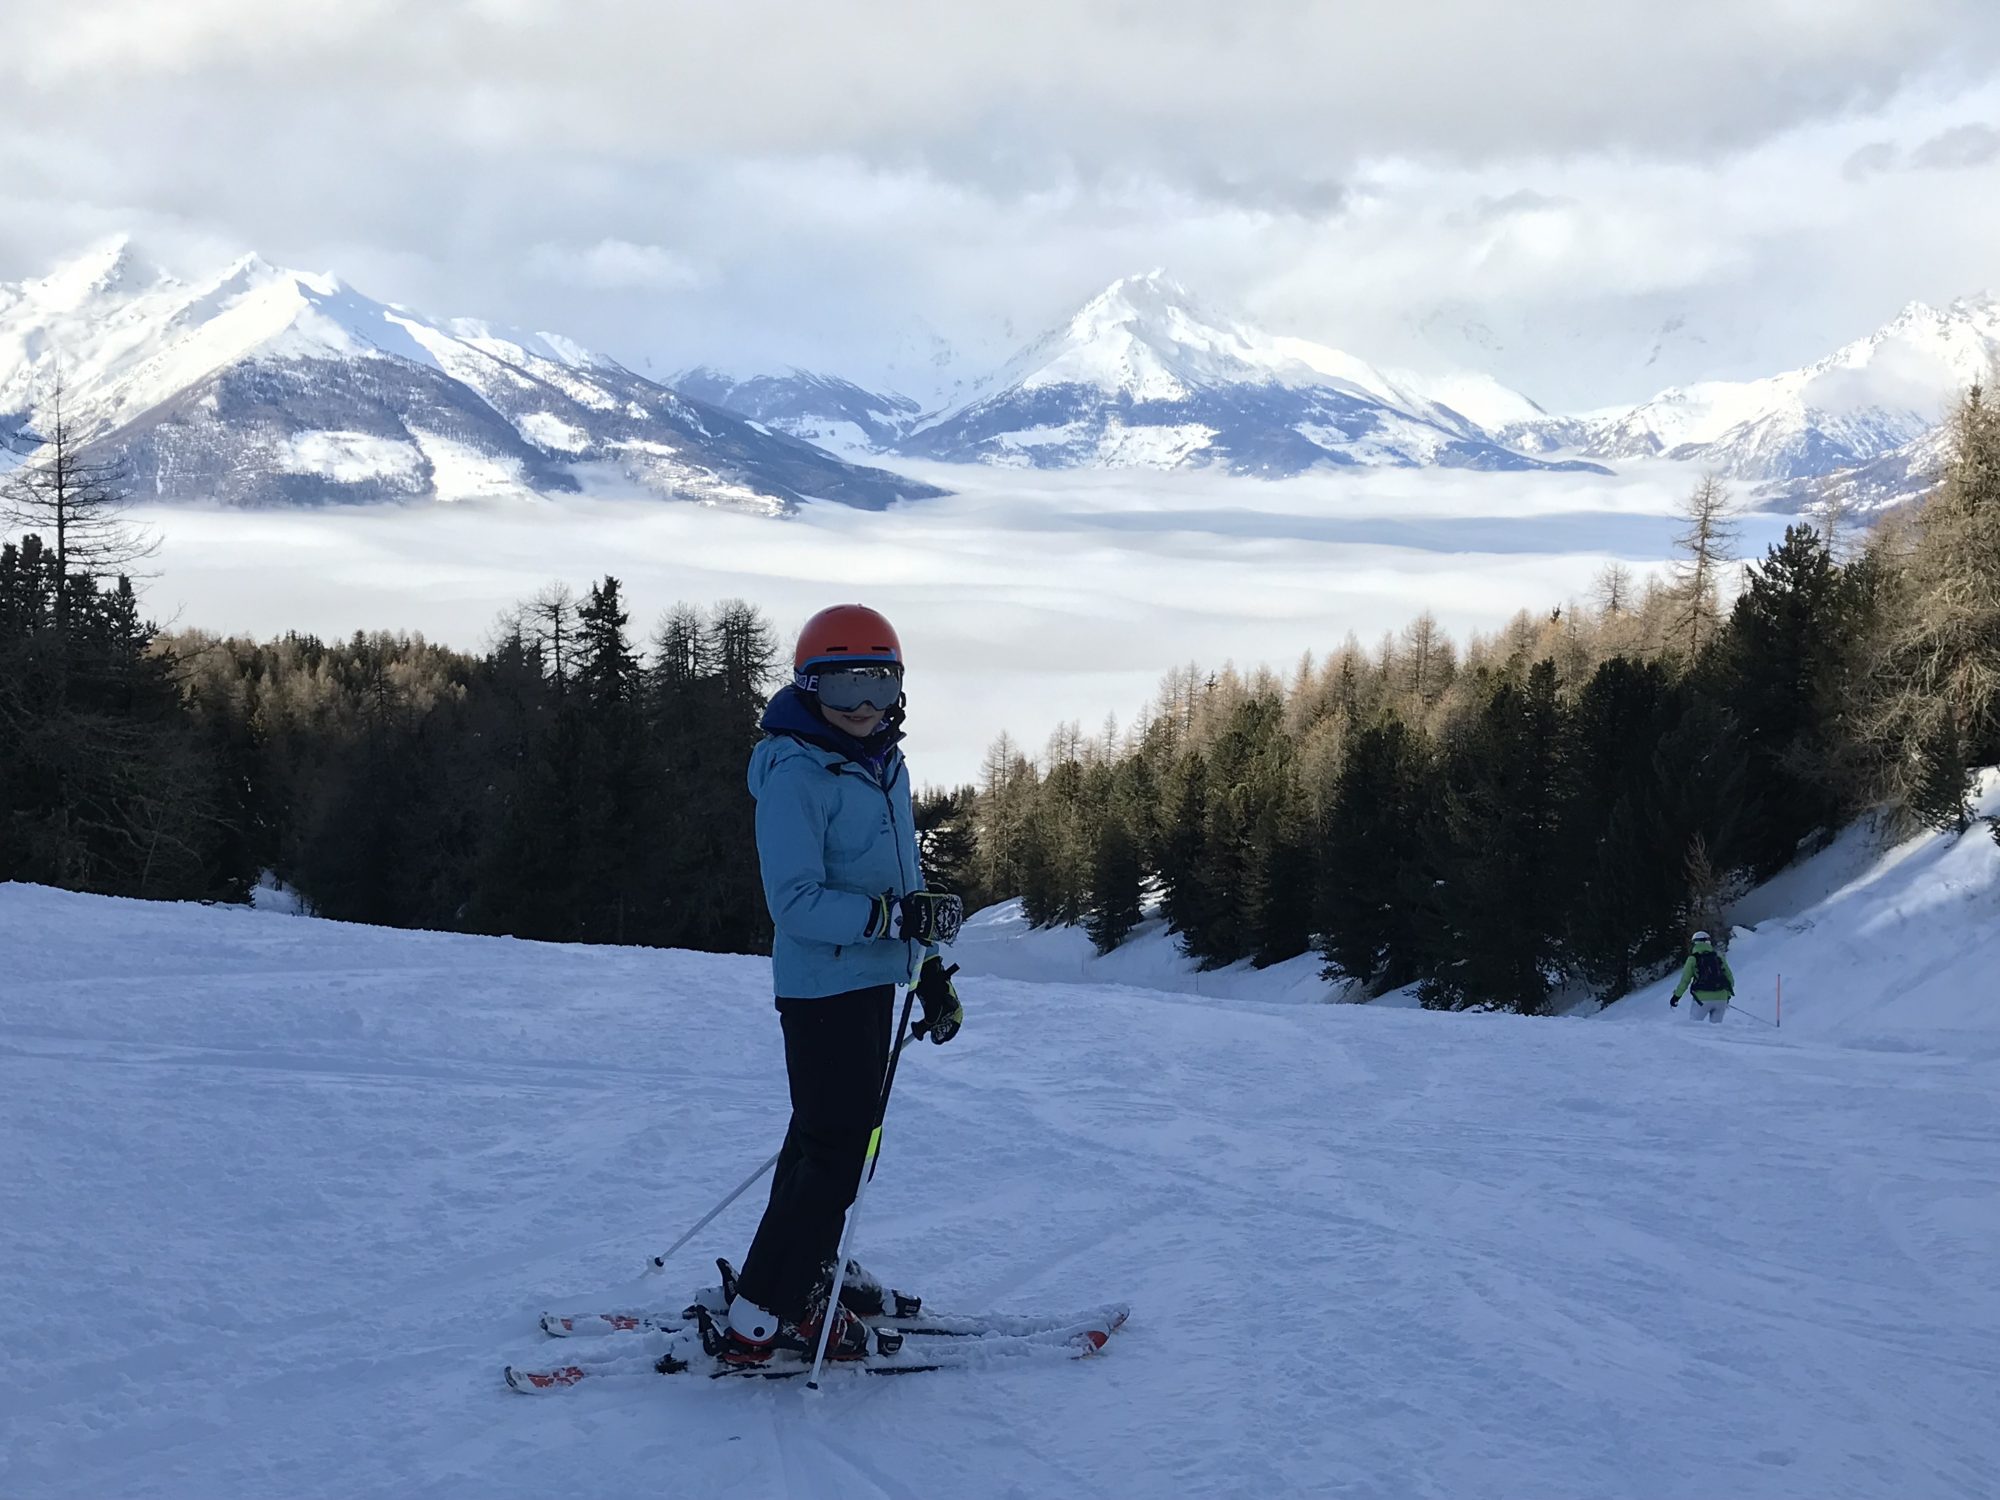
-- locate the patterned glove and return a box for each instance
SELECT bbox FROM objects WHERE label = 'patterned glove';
[865,890,964,946]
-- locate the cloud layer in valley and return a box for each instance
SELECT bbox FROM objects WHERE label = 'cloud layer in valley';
[135,462,1790,786]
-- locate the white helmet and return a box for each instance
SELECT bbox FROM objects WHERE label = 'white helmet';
[1691,930,1711,943]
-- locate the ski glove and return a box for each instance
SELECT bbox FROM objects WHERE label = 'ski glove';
[864,889,964,947]
[1670,996,1679,1008]
[911,957,963,1045]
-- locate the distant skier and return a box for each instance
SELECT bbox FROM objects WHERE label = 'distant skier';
[720,603,964,1367]
[1669,930,1735,1023]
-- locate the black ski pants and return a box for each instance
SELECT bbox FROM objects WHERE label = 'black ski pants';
[734,984,894,1322]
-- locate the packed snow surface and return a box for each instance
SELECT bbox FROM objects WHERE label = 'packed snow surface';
[3,795,1998,1498]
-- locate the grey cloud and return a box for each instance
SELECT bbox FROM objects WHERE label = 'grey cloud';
[1472,190,1577,222]
[524,240,705,292]
[1172,168,1350,219]
[1910,122,2000,169]
[1843,141,1901,180]
[12,1,2000,187]
[4,0,2000,412]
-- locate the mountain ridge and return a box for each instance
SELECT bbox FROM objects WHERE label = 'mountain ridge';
[0,237,942,514]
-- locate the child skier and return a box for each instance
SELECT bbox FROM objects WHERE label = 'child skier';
[721,603,964,1366]
[1669,930,1735,1023]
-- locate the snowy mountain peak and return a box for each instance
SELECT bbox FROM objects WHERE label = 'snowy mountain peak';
[0,238,941,513]
[1011,269,1262,403]
[1065,268,1199,335]
[902,274,1590,476]
[1819,295,2000,382]
[1516,289,2000,496]
[1945,290,2000,321]
[19,234,153,309]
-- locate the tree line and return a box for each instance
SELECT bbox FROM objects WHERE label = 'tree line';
[959,389,2000,1011]
[5,385,1997,994]
[2,392,785,948]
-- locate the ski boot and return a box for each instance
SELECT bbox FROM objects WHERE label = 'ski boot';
[713,1267,870,1366]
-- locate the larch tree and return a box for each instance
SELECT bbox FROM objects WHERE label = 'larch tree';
[1669,474,1739,659]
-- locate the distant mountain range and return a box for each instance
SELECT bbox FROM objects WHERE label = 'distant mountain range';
[8,239,1997,518]
[679,275,2000,513]
[0,238,940,514]
[1501,296,2000,508]
[671,367,924,457]
[683,272,1602,479]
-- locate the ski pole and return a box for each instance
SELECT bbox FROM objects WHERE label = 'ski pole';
[643,1150,781,1275]
[643,1030,923,1276]
[808,985,922,1390]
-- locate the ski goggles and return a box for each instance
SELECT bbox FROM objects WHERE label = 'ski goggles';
[807,662,904,712]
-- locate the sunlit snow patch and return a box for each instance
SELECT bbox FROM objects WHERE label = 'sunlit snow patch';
[409,428,530,501]
[517,411,591,453]
[274,431,425,489]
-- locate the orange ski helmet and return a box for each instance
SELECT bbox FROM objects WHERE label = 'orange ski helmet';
[793,604,903,690]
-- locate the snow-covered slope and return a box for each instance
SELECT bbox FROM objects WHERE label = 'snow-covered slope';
[4,779,1997,1497]
[1754,417,1959,517]
[0,237,942,513]
[672,366,923,457]
[1603,770,2000,1044]
[1525,296,2000,496]
[900,272,1606,477]
[955,897,1340,1005]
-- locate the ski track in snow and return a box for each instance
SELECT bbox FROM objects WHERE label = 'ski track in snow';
[2,870,1998,1500]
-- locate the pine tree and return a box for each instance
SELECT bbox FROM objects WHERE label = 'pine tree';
[576,578,640,710]
[1723,524,1854,874]
[1315,715,1431,993]
[914,785,982,903]
[1565,656,1681,997]
[0,517,231,898]
[1647,698,1752,934]
[1084,813,1144,954]
[1419,661,1573,1013]
[1248,810,1315,968]
[573,578,648,943]
[1157,751,1219,953]
[1016,814,1063,928]
[1179,695,1285,968]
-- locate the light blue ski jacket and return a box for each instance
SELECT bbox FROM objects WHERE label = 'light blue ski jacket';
[747,691,931,999]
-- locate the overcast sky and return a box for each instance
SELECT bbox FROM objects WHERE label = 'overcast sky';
[5,0,2000,408]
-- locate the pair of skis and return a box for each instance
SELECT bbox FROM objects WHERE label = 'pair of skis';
[505,1266,1130,1391]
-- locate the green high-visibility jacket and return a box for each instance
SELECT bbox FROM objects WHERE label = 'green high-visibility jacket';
[1670,941,1735,1002]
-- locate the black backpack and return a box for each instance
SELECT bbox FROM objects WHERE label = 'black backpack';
[1693,948,1727,992]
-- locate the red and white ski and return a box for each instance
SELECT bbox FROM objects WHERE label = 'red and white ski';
[505,1305,1129,1392]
